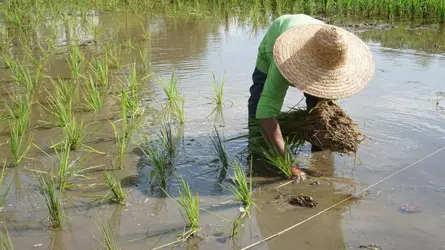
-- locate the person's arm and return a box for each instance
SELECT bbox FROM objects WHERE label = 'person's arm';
[259,118,285,156]
[255,61,307,182]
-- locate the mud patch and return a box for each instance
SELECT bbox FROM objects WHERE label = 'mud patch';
[287,195,318,208]
[273,191,318,208]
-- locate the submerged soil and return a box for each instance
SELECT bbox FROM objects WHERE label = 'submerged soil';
[0,11,445,250]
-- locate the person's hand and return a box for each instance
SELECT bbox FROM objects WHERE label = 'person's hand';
[291,165,307,184]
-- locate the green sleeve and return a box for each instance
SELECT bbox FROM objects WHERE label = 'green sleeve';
[256,60,289,119]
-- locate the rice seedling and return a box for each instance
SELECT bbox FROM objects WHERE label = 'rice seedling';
[0,53,16,69]
[160,71,179,102]
[0,223,13,250]
[219,158,256,237]
[158,72,185,123]
[138,47,149,69]
[98,217,120,250]
[140,21,151,41]
[122,37,136,50]
[227,161,255,212]
[39,176,64,228]
[110,105,145,170]
[120,88,138,119]
[9,120,32,167]
[176,177,200,237]
[11,63,40,98]
[210,125,229,169]
[62,116,88,151]
[159,122,180,166]
[163,177,200,241]
[55,140,79,192]
[50,77,78,105]
[83,74,104,112]
[103,169,126,205]
[260,139,298,179]
[172,95,185,124]
[138,137,169,189]
[92,57,109,87]
[5,94,32,137]
[42,84,73,130]
[68,45,83,80]
[0,161,13,204]
[118,65,148,118]
[211,72,225,105]
[104,42,121,68]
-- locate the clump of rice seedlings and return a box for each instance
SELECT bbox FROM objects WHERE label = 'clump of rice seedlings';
[177,177,200,238]
[123,37,136,50]
[0,223,13,250]
[159,72,185,123]
[98,217,120,250]
[11,63,40,98]
[172,95,185,124]
[44,85,73,128]
[138,137,169,189]
[161,72,179,102]
[83,74,104,112]
[50,77,78,105]
[210,125,229,169]
[159,122,180,166]
[138,47,149,69]
[5,94,32,137]
[164,177,200,240]
[39,176,64,228]
[68,45,83,80]
[55,140,79,192]
[139,21,151,41]
[104,42,121,68]
[120,88,138,119]
[110,100,145,170]
[92,57,109,87]
[227,160,256,237]
[103,169,126,205]
[9,120,32,167]
[121,63,151,118]
[62,116,87,151]
[227,161,255,212]
[211,72,225,105]
[260,140,298,178]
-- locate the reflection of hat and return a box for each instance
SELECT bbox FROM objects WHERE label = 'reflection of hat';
[273,24,375,99]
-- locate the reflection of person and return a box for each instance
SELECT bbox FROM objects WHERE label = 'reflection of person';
[248,14,374,182]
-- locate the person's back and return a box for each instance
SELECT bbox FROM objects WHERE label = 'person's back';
[255,14,324,74]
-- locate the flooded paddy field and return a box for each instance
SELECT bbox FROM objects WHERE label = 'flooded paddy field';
[1,3,445,250]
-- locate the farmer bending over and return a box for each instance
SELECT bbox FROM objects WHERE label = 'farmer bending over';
[248,14,374,182]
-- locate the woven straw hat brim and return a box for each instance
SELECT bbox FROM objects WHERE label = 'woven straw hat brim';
[273,24,375,99]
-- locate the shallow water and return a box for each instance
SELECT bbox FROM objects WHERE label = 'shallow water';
[1,12,445,250]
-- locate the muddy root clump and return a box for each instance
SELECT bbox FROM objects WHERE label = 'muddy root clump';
[277,100,366,155]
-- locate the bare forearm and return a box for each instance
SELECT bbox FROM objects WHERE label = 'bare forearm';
[259,118,285,156]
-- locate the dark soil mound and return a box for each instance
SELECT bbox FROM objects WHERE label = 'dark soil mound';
[277,100,366,155]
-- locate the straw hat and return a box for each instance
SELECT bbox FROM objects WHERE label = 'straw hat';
[273,24,375,99]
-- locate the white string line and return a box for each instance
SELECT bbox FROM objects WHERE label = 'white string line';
[241,145,445,250]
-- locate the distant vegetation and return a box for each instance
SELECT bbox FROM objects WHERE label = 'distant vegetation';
[0,0,444,25]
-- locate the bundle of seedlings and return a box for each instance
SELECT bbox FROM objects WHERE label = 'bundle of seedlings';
[276,100,366,155]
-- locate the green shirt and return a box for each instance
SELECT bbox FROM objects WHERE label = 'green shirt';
[255,14,324,119]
